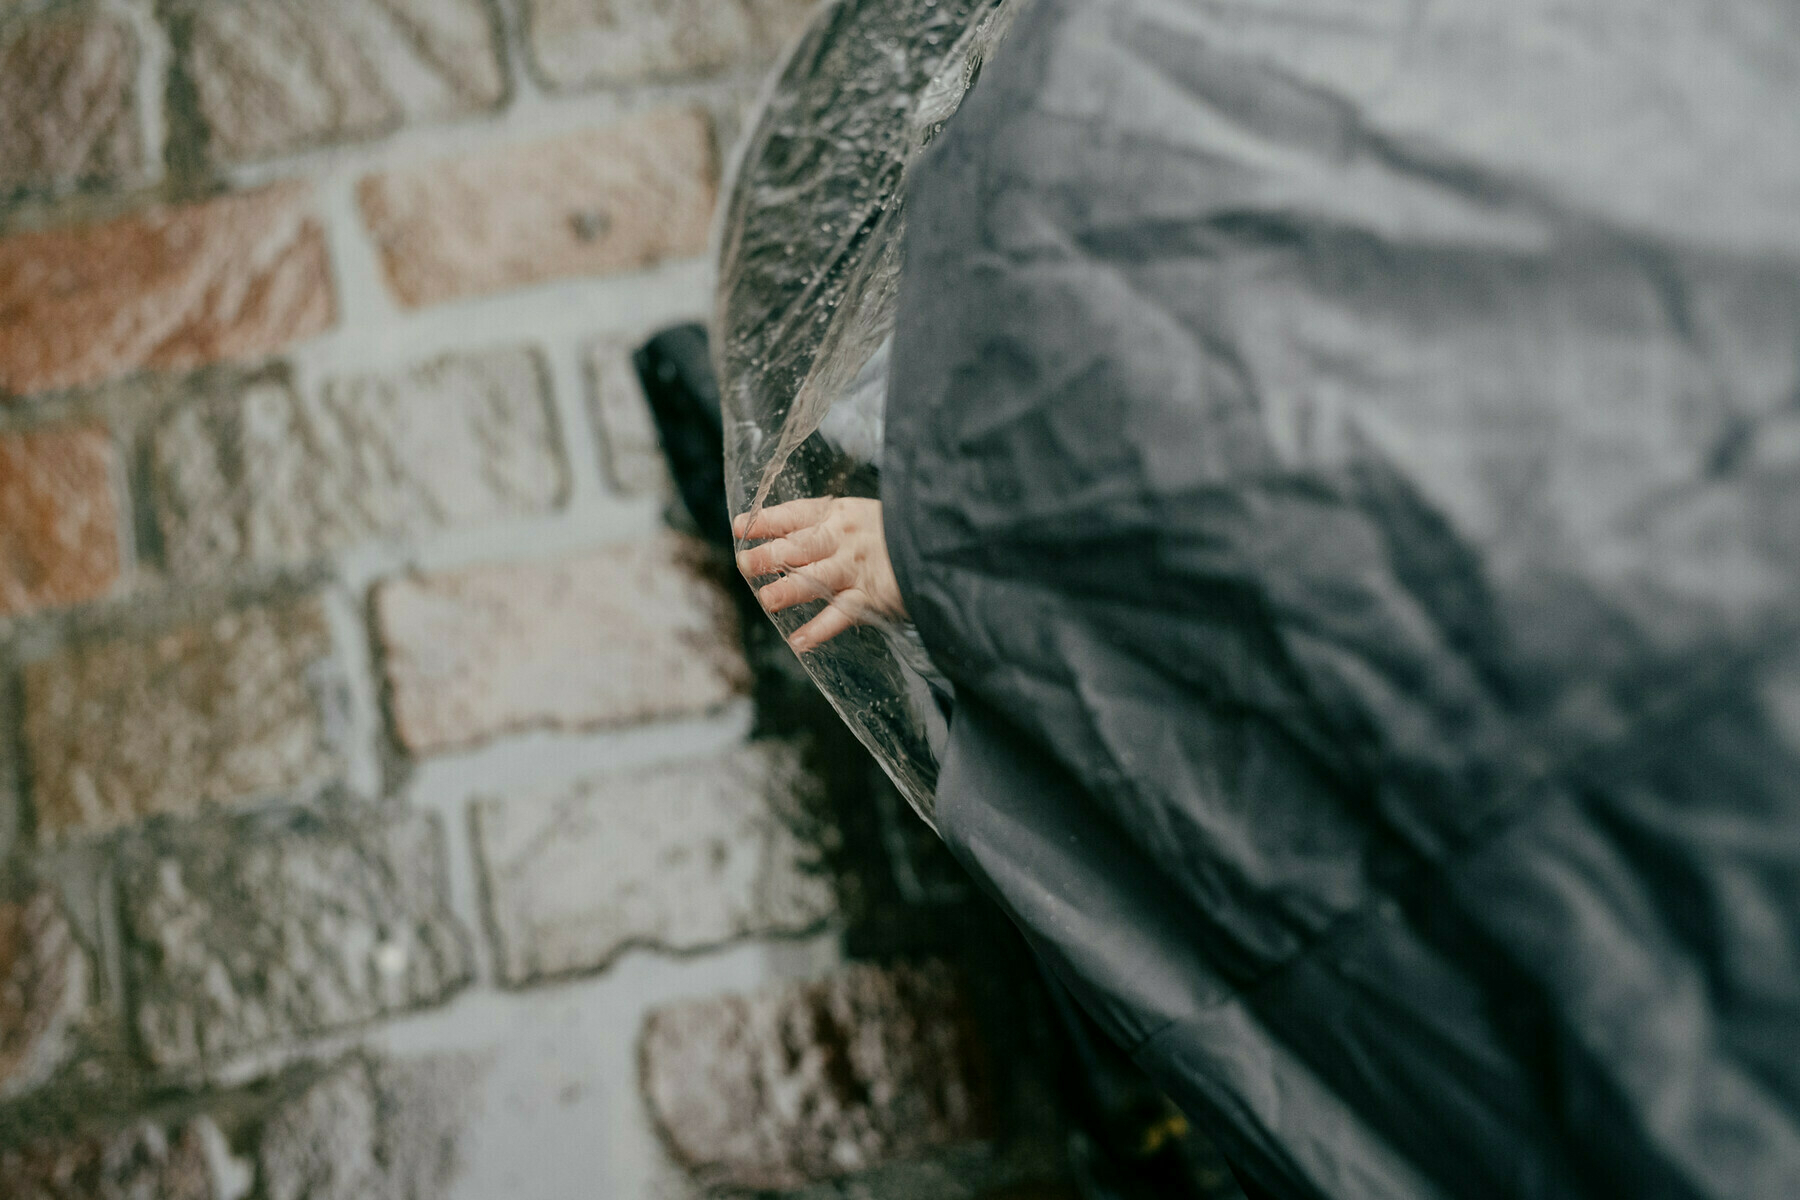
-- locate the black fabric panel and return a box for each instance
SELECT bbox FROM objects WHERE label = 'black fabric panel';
[883,0,1800,1194]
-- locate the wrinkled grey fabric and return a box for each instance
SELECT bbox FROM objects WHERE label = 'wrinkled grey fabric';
[882,0,1800,1196]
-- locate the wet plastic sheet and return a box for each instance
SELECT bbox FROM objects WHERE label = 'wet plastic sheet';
[713,0,1022,827]
[877,0,1800,1197]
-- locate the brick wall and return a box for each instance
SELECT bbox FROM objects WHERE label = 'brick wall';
[0,3,1041,1197]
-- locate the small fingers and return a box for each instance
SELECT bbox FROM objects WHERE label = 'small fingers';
[732,498,833,541]
[789,600,860,653]
[734,539,790,579]
[736,524,835,579]
[754,562,849,614]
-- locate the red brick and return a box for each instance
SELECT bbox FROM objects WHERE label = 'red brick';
[0,185,335,397]
[0,13,145,197]
[24,600,341,840]
[357,109,716,308]
[0,424,121,619]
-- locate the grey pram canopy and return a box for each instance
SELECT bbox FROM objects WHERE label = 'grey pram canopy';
[720,0,1800,1195]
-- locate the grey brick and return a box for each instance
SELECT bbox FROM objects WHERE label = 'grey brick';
[640,962,993,1191]
[178,0,505,163]
[261,1061,383,1200]
[525,0,816,91]
[23,600,343,841]
[258,1055,482,1200]
[375,534,749,754]
[472,740,834,986]
[0,13,145,197]
[118,811,473,1070]
[153,350,565,574]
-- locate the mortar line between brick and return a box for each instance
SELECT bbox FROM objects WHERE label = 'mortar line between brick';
[178,927,840,1086]
[104,420,141,583]
[284,257,712,392]
[91,856,134,1079]
[401,703,756,820]
[489,0,547,108]
[435,780,496,987]
[0,664,27,866]
[313,172,398,351]
[111,0,171,196]
[545,334,609,510]
[319,586,385,803]
[218,73,759,193]
[327,499,656,599]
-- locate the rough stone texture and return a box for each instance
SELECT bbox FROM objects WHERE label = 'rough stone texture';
[178,0,505,163]
[472,740,834,985]
[153,349,566,574]
[375,533,749,753]
[257,1054,482,1200]
[785,1143,1069,1200]
[0,184,335,398]
[0,1121,214,1200]
[23,600,342,840]
[260,1061,383,1200]
[525,0,816,91]
[0,424,121,619]
[118,811,473,1071]
[0,891,89,1099]
[357,109,716,308]
[0,13,145,198]
[587,336,671,497]
[375,1055,487,1199]
[640,962,993,1191]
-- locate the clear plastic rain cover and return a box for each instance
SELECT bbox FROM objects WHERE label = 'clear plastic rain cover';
[714,0,1021,830]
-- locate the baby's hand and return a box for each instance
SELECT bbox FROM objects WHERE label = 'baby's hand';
[733,498,906,652]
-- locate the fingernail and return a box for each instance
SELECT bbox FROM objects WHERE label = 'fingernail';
[789,634,808,650]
